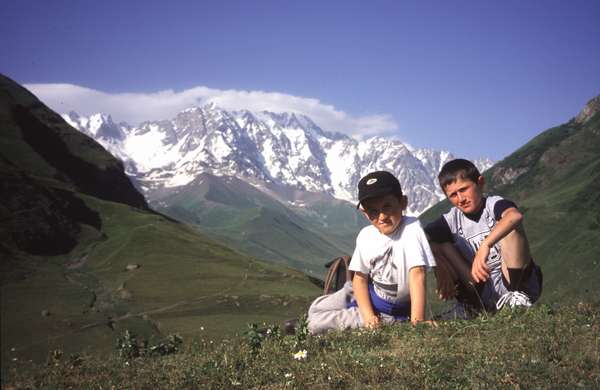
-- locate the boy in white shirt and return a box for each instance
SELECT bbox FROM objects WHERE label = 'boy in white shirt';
[308,171,436,334]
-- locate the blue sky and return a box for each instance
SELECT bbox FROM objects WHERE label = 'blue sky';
[2,0,599,160]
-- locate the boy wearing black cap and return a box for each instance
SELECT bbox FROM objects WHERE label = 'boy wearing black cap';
[307,171,436,334]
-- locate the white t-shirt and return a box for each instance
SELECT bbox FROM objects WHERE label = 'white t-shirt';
[348,216,436,303]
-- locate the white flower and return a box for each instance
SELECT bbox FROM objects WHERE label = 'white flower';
[200,326,204,331]
[293,349,308,360]
[284,373,293,378]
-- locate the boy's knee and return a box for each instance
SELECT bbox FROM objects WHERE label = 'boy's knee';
[499,225,530,253]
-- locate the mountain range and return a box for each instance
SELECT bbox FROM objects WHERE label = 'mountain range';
[62,105,493,216]
[62,105,493,275]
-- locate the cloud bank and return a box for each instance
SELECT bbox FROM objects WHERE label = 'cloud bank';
[24,83,398,138]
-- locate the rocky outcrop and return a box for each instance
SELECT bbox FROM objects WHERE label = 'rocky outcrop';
[574,95,600,125]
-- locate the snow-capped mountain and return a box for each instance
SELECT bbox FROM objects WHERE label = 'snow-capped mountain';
[62,105,494,215]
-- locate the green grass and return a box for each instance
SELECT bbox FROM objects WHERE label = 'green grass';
[3,302,599,388]
[1,191,321,369]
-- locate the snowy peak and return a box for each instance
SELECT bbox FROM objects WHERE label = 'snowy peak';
[65,104,494,215]
[63,111,125,141]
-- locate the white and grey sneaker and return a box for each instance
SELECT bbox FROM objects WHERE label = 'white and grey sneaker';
[495,291,532,310]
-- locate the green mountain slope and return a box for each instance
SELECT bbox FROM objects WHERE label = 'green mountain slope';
[421,95,600,302]
[151,174,366,276]
[0,74,320,366]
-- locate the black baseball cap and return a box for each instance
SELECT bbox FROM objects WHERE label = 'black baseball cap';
[356,171,402,208]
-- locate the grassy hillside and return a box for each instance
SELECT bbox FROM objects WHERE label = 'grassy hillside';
[151,174,365,277]
[1,74,321,368]
[421,98,600,302]
[1,193,319,366]
[3,302,599,388]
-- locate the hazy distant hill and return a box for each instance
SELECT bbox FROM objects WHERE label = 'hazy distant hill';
[0,74,319,365]
[421,94,600,301]
[150,172,365,276]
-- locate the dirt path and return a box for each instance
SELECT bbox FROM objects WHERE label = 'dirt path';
[78,300,189,331]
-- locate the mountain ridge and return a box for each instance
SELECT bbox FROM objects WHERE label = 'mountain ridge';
[63,105,493,216]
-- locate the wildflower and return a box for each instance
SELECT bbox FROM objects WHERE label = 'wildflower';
[284,373,293,378]
[230,380,241,386]
[293,349,308,360]
[200,326,204,331]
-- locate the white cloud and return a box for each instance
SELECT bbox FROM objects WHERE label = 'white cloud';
[24,83,398,138]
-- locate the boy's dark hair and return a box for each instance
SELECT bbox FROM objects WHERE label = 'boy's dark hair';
[438,159,481,190]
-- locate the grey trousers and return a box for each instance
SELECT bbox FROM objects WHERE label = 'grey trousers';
[307,282,397,335]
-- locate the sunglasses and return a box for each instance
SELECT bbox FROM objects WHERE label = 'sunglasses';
[361,202,400,220]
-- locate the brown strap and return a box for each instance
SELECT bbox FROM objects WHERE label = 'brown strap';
[323,257,342,294]
[323,256,353,295]
[342,255,353,284]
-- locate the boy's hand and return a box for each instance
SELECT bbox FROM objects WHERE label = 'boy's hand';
[471,244,490,283]
[434,262,458,300]
[365,315,381,329]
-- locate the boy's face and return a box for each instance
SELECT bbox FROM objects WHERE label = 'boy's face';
[443,176,485,214]
[361,193,407,235]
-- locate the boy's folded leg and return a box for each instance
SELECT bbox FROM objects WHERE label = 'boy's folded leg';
[307,306,363,335]
[496,260,543,310]
[308,281,354,314]
[307,282,363,335]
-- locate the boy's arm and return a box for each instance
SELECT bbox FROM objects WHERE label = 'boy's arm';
[426,218,473,300]
[409,266,426,324]
[352,272,380,329]
[431,242,468,300]
[472,207,523,283]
